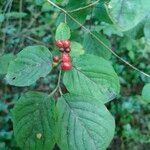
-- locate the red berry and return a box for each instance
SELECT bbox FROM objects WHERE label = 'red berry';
[61,53,71,62]
[62,40,70,49]
[61,62,72,70]
[55,40,63,48]
[65,48,71,53]
[53,56,60,62]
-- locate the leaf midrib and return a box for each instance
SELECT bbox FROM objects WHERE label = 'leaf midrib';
[73,66,117,100]
[63,97,98,149]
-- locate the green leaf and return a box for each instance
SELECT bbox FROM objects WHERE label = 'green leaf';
[144,19,150,40]
[63,54,120,103]
[66,0,88,8]
[55,23,71,40]
[56,0,88,29]
[93,2,113,24]
[12,91,55,150]
[142,83,150,103]
[0,53,15,75]
[83,32,111,60]
[70,42,84,57]
[56,4,88,30]
[56,94,115,150]
[6,45,52,86]
[108,0,150,31]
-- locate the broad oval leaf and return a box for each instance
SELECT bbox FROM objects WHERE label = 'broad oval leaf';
[108,0,150,31]
[142,83,150,103]
[0,53,15,75]
[63,54,120,103]
[57,94,115,150]
[55,23,71,40]
[12,91,55,150]
[6,45,52,86]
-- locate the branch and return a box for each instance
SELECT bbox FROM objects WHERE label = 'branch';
[49,70,62,97]
[68,0,100,13]
[23,35,50,47]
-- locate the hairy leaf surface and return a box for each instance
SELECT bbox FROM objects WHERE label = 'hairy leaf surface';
[57,94,115,150]
[108,0,150,31]
[63,54,120,103]
[12,91,55,150]
[55,23,71,40]
[6,45,52,86]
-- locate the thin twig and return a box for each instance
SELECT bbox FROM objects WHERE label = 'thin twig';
[49,70,62,97]
[68,0,100,13]
[23,35,50,47]
[47,0,150,78]
[59,86,63,96]
[65,14,67,23]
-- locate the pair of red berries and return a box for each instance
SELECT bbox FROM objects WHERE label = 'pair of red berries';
[61,53,72,70]
[53,40,72,71]
[53,53,72,70]
[55,40,71,53]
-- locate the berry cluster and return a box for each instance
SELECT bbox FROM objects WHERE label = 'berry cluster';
[53,40,72,71]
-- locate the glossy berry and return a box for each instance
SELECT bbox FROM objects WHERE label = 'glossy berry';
[55,40,63,48]
[61,62,72,70]
[62,40,70,49]
[65,48,71,53]
[61,53,71,62]
[53,56,60,62]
